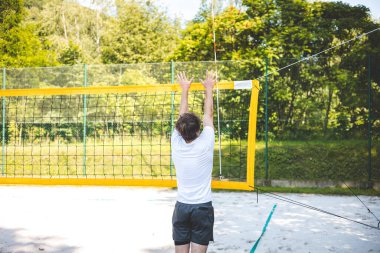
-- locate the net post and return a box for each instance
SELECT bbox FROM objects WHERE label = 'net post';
[170,61,175,176]
[265,57,269,181]
[83,64,87,176]
[246,80,260,188]
[1,68,5,176]
[367,55,372,182]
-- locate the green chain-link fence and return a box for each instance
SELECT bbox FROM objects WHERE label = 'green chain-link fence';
[0,58,378,184]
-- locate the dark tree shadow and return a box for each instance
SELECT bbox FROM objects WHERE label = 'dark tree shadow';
[142,245,174,253]
[0,227,78,253]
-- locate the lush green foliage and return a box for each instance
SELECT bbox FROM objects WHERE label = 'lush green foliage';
[255,186,380,196]
[14,0,180,65]
[172,0,380,141]
[0,0,379,182]
[254,140,380,181]
[101,0,180,63]
[0,0,57,67]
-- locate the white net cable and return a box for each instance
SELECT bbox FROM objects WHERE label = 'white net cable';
[211,0,223,179]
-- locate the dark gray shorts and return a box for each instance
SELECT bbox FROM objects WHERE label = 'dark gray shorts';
[172,201,214,246]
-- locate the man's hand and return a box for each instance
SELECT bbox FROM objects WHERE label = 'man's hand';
[177,72,193,116]
[177,72,194,91]
[200,70,216,90]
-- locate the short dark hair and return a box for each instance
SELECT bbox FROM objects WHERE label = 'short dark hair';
[175,112,201,143]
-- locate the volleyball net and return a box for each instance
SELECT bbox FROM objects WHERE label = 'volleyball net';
[0,61,259,190]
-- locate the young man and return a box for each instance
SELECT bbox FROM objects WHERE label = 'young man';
[171,71,216,253]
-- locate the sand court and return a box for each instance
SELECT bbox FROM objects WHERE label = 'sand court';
[0,186,379,253]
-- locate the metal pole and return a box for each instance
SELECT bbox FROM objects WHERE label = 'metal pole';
[265,58,269,181]
[367,55,372,181]
[83,64,87,176]
[170,61,175,176]
[2,68,5,176]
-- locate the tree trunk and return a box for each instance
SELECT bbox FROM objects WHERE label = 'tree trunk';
[19,124,23,145]
[323,86,333,135]
[74,16,80,43]
[61,11,68,44]
[95,11,101,54]
[105,118,109,138]
[285,84,296,128]
[301,90,311,127]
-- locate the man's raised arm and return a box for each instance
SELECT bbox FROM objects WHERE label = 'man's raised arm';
[201,71,216,129]
[177,72,194,116]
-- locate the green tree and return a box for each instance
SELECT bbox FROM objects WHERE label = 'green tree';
[25,0,112,64]
[0,0,56,67]
[0,0,23,29]
[173,0,380,139]
[101,0,180,63]
[59,40,83,65]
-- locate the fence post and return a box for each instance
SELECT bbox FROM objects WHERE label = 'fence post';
[367,55,372,182]
[170,61,175,176]
[265,58,269,181]
[2,68,5,176]
[83,64,87,176]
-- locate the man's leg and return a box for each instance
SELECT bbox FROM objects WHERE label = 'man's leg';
[175,243,190,253]
[173,202,191,253]
[189,203,213,253]
[190,242,208,253]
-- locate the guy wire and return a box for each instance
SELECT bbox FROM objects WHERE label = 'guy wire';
[343,182,380,224]
[257,27,380,80]
[251,186,380,230]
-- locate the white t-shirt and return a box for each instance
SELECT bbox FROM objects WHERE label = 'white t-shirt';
[171,126,215,204]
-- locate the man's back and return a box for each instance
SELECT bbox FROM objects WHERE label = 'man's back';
[171,126,215,204]
[171,71,216,253]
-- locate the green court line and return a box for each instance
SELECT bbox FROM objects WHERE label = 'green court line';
[250,204,277,253]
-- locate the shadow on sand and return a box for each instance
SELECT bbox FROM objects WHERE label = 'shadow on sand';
[141,245,174,253]
[0,227,78,253]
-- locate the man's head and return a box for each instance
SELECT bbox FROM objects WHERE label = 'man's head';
[175,112,201,143]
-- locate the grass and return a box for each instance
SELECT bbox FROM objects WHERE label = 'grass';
[2,138,173,178]
[213,186,380,196]
[254,139,380,181]
[1,138,378,185]
[256,186,380,196]
[0,138,248,179]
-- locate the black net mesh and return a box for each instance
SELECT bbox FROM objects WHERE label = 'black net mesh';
[0,62,254,182]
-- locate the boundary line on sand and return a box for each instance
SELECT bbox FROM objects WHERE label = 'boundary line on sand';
[250,204,277,253]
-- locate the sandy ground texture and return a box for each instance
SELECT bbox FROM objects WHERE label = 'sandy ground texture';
[0,186,379,253]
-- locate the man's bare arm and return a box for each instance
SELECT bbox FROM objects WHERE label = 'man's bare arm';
[177,72,193,116]
[201,71,216,129]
